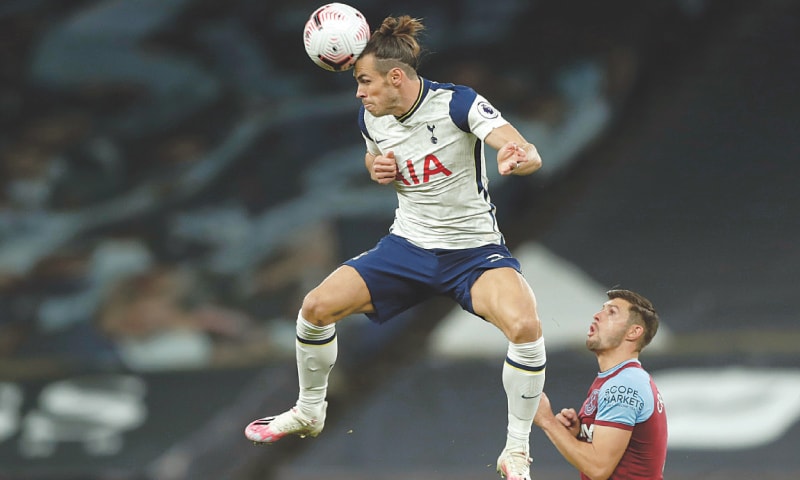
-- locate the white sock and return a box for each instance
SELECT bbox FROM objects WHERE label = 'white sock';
[295,313,337,418]
[502,337,546,452]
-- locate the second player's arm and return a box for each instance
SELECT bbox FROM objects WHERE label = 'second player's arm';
[535,393,631,479]
[538,419,631,480]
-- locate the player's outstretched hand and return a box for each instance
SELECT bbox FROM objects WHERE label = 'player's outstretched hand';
[373,151,398,184]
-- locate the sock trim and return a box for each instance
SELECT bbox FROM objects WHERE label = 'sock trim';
[296,332,337,346]
[505,356,546,373]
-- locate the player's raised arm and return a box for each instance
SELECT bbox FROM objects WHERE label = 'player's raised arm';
[485,124,542,176]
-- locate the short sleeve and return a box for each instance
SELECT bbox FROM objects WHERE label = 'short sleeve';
[448,86,508,140]
[595,367,655,428]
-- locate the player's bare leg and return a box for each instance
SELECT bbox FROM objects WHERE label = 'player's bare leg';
[245,266,372,444]
[472,267,546,480]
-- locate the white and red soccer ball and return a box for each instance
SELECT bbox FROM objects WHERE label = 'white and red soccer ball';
[303,3,370,72]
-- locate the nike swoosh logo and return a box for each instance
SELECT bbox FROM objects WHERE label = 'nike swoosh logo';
[375,138,386,144]
[521,393,541,400]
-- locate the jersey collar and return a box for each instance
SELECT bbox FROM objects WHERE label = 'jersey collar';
[599,358,642,377]
[395,77,430,123]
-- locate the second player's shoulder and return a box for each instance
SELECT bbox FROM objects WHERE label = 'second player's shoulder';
[616,366,652,388]
[598,361,652,393]
[597,365,654,408]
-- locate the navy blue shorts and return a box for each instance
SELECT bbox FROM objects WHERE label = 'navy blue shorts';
[343,234,521,324]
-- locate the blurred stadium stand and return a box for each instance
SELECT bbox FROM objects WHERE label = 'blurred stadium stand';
[1,0,798,479]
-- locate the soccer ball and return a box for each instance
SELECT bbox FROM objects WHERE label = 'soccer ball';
[303,3,370,72]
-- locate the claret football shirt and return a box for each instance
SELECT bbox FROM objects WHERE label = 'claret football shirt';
[578,359,668,480]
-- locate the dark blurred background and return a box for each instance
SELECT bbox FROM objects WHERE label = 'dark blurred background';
[1,0,798,479]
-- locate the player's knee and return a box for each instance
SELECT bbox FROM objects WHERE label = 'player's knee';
[501,314,541,343]
[300,291,337,326]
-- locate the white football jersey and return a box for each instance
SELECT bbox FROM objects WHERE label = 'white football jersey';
[359,78,510,249]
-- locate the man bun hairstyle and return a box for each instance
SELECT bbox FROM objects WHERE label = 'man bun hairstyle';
[360,15,425,74]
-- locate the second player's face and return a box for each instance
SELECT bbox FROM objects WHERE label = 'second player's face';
[586,298,632,353]
[354,54,400,117]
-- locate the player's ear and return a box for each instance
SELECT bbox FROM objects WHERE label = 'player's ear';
[627,323,644,342]
[389,67,403,85]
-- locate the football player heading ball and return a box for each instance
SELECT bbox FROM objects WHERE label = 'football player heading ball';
[249,11,546,480]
